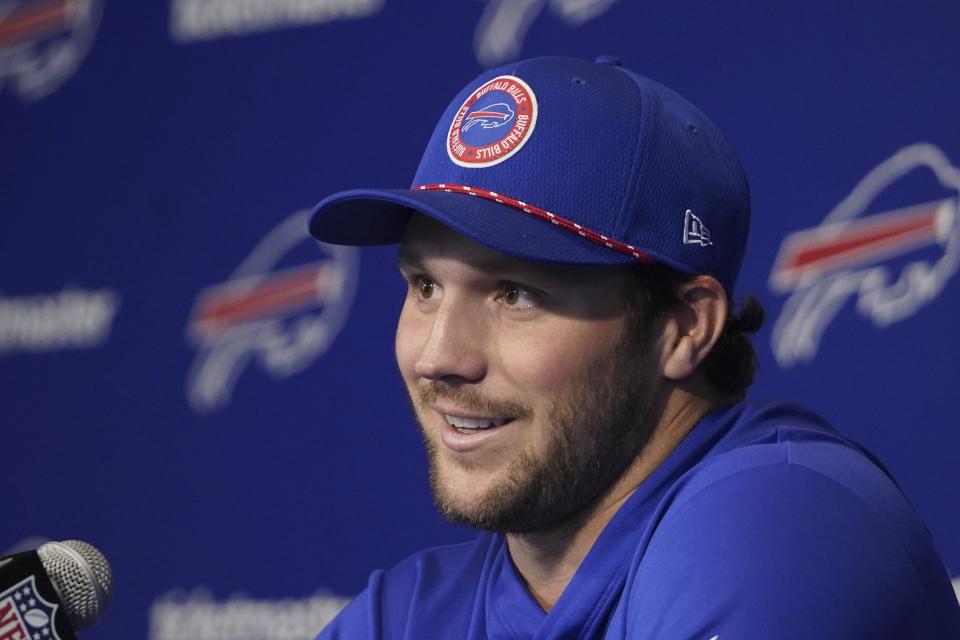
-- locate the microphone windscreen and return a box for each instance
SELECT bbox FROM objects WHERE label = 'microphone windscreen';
[37,540,113,630]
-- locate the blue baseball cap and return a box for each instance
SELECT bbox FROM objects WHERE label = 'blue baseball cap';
[309,55,750,294]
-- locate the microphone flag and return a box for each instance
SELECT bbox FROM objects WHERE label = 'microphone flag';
[0,550,77,640]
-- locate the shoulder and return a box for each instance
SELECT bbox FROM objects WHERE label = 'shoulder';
[317,535,498,640]
[622,416,960,637]
[685,401,928,532]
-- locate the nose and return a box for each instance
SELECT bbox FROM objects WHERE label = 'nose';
[411,297,488,384]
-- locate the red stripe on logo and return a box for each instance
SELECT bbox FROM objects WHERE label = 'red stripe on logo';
[0,0,74,48]
[192,263,334,336]
[467,111,508,119]
[771,199,953,291]
[0,597,28,639]
[413,184,652,263]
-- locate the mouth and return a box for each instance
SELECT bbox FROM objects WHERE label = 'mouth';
[429,404,524,453]
[442,413,513,433]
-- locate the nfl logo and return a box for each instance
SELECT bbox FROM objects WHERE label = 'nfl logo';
[0,576,62,640]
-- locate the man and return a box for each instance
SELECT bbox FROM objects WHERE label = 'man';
[309,56,960,638]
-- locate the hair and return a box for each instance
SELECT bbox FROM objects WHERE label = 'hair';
[625,264,764,401]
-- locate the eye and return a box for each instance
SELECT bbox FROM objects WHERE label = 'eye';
[498,283,537,310]
[413,276,442,301]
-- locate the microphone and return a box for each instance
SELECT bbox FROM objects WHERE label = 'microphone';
[0,540,113,639]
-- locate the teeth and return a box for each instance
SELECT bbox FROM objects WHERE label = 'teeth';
[444,414,509,431]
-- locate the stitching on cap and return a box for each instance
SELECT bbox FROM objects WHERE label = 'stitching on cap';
[413,184,652,263]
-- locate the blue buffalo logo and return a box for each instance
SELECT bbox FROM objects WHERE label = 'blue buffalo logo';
[0,0,103,102]
[463,102,515,132]
[185,209,359,412]
[769,143,960,367]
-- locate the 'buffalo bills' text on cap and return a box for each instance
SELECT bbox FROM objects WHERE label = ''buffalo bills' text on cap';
[309,55,750,295]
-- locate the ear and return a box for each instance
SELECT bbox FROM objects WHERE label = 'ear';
[659,276,728,381]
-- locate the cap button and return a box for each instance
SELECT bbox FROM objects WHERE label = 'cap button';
[595,55,622,67]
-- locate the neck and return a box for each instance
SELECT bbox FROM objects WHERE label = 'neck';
[505,386,718,611]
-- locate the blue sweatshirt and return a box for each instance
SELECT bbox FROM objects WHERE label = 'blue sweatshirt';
[319,402,960,639]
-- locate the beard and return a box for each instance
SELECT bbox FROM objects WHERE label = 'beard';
[409,329,657,535]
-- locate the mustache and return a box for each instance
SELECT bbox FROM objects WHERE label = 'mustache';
[417,381,533,420]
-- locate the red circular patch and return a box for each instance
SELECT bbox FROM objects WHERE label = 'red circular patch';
[446,75,538,168]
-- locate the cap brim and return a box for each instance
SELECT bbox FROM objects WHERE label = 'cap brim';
[309,187,638,267]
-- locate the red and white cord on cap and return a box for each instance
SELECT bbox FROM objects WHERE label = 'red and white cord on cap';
[413,184,652,263]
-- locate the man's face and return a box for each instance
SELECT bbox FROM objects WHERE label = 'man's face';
[395,215,659,534]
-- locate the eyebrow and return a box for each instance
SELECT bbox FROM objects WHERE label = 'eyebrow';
[398,245,526,272]
[396,245,579,289]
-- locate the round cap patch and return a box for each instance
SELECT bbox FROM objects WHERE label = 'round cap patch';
[447,75,538,168]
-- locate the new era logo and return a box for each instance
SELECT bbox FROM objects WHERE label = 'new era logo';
[683,210,713,246]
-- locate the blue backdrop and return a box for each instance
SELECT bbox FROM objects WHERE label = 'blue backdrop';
[4,1,959,637]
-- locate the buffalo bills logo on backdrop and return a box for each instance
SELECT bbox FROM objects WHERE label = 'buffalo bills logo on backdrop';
[0,576,63,640]
[0,0,102,102]
[185,210,359,412]
[769,143,960,367]
[447,75,537,168]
